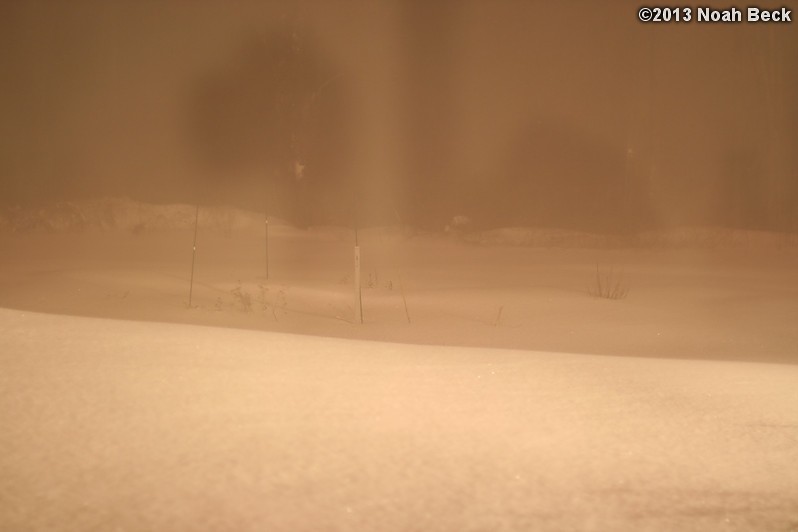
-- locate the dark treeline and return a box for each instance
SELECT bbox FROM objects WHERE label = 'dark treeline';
[0,1,795,233]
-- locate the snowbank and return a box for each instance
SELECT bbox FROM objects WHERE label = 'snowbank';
[467,226,798,249]
[1,308,797,530]
[1,198,795,249]
[0,198,288,235]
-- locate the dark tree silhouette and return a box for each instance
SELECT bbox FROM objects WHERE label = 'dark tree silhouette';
[721,147,767,230]
[187,27,352,225]
[488,118,651,234]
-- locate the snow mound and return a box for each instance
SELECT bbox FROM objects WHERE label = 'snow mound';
[2,199,795,249]
[2,308,797,531]
[466,227,622,248]
[638,226,798,248]
[467,226,797,249]
[0,198,292,235]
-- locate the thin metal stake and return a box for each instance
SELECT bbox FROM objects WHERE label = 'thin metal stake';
[354,244,363,324]
[188,204,199,308]
[265,213,270,280]
[399,274,411,324]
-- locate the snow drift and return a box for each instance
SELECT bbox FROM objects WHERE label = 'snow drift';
[1,308,797,531]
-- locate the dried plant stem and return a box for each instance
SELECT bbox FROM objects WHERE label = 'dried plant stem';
[494,305,504,327]
[399,274,411,324]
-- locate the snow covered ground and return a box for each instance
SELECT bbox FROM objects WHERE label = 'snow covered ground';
[2,308,798,531]
[1,199,797,529]
[0,199,795,363]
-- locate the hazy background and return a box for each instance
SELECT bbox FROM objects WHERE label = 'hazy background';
[1,0,795,231]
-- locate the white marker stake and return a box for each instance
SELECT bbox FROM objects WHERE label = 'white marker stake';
[264,214,270,280]
[188,204,200,308]
[354,245,363,324]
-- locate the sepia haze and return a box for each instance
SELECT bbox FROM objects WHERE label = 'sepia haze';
[2,3,798,531]
[0,0,795,231]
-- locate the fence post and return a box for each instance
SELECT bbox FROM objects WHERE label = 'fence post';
[354,244,363,324]
[188,204,200,308]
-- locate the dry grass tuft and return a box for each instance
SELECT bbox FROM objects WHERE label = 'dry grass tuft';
[590,264,629,300]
